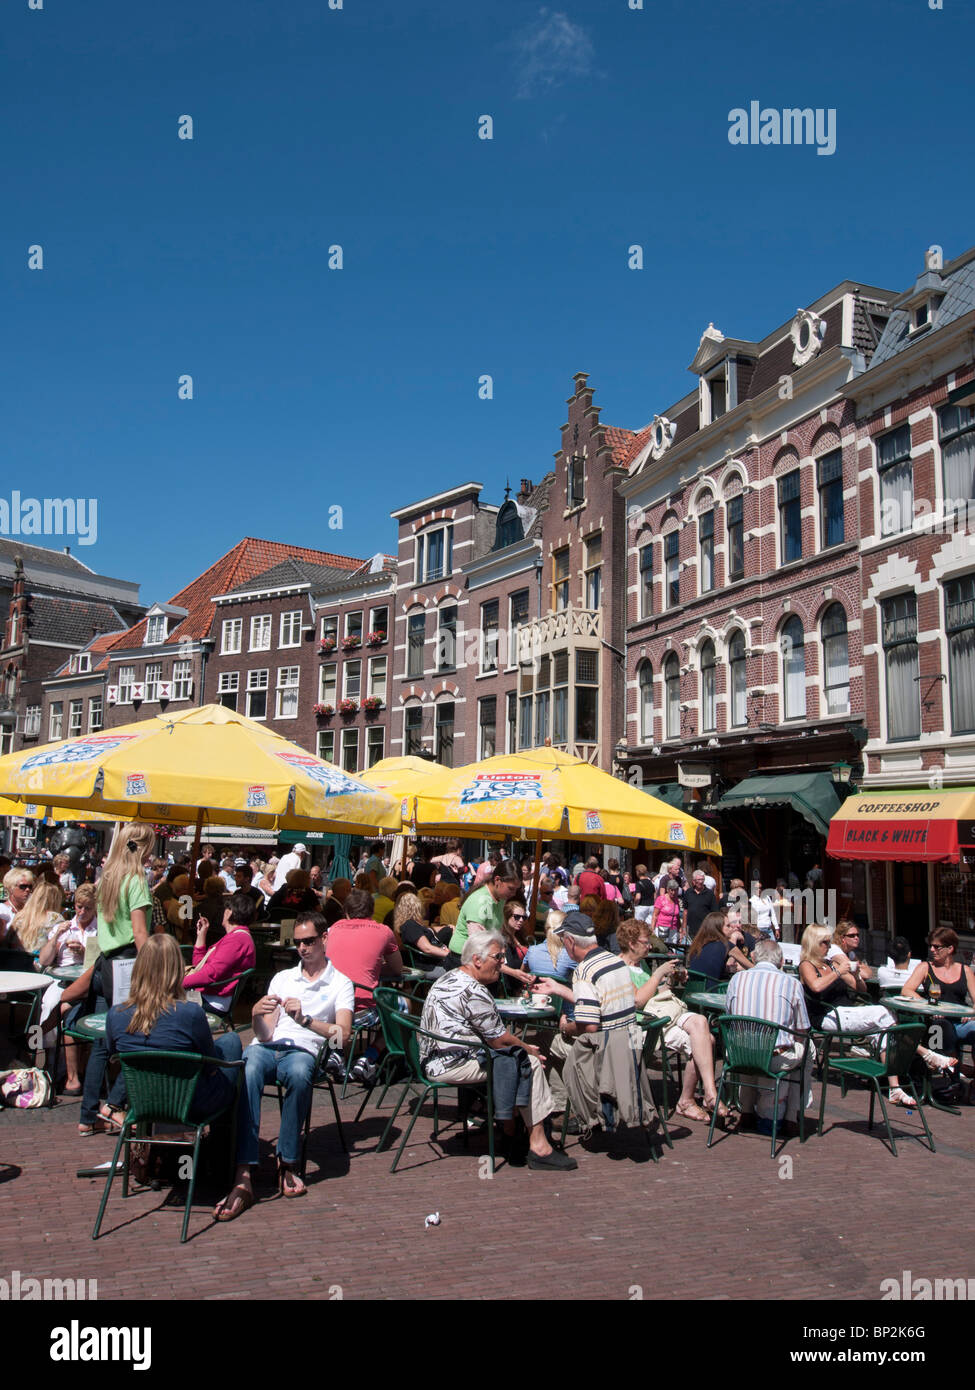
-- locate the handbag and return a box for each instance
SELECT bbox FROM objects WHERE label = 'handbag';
[1,1068,52,1108]
[641,987,686,1027]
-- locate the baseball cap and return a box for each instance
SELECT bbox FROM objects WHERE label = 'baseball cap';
[293,842,307,853]
[554,911,596,938]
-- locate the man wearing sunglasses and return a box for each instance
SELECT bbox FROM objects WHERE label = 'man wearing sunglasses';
[214,911,353,1220]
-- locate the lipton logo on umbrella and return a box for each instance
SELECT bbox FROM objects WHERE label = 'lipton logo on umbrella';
[274,751,364,797]
[667,822,687,843]
[585,810,603,832]
[126,772,149,798]
[459,772,544,805]
[21,734,138,771]
[247,785,268,809]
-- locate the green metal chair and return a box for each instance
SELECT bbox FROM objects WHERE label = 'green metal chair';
[707,1015,812,1157]
[816,1021,934,1155]
[373,991,496,1174]
[556,1023,664,1161]
[92,1049,244,1244]
[684,971,729,996]
[341,982,380,1097]
[354,985,424,1122]
[199,968,257,1034]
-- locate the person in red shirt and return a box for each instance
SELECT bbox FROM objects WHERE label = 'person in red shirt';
[577,857,607,901]
[324,888,403,1083]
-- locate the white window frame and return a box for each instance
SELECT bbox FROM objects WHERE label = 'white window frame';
[275,666,300,720]
[221,618,242,655]
[279,610,303,649]
[24,705,41,738]
[319,662,337,706]
[317,729,335,763]
[343,659,362,702]
[246,668,269,721]
[88,696,103,733]
[145,614,167,646]
[144,662,163,703]
[366,724,385,767]
[341,726,359,773]
[368,655,387,703]
[415,526,453,585]
[171,659,192,701]
[218,671,240,711]
[250,614,272,651]
[68,699,83,738]
[49,702,64,741]
[117,666,135,704]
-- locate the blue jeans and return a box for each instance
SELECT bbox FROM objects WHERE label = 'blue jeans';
[80,956,128,1124]
[236,1042,317,1167]
[490,1046,533,1121]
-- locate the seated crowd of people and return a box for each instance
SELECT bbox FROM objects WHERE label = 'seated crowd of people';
[3,831,973,1212]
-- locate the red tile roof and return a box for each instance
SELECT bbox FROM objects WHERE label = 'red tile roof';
[606,423,654,471]
[107,538,366,651]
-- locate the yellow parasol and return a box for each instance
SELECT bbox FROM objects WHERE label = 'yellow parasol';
[410,745,721,913]
[0,706,401,867]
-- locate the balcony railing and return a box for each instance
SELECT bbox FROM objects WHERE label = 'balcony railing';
[517,605,602,659]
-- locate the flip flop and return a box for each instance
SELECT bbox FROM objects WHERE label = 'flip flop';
[62,1084,83,1097]
[213,1185,255,1222]
[278,1162,307,1198]
[79,1114,120,1137]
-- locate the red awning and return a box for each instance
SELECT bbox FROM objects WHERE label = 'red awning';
[826,790,975,862]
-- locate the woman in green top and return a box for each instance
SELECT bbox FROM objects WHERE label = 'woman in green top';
[447,860,519,962]
[79,822,156,1136]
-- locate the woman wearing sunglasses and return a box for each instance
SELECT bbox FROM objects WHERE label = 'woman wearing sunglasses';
[496,899,536,995]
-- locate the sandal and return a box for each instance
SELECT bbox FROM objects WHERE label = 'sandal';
[703,1096,732,1120]
[78,1110,123,1137]
[674,1099,710,1123]
[99,1106,125,1133]
[213,1184,255,1222]
[278,1161,307,1198]
[888,1087,913,1107]
[920,1048,958,1073]
[62,1083,83,1097]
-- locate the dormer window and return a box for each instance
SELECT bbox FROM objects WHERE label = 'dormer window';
[145,614,167,646]
[494,500,524,550]
[566,456,585,508]
[69,652,92,676]
[707,368,726,421]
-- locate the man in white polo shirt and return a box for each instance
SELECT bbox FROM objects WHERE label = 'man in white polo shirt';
[213,911,353,1219]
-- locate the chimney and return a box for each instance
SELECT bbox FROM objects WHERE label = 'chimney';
[63,546,71,556]
[518,479,534,502]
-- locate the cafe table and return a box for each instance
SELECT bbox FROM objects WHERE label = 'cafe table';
[0,970,54,998]
[49,963,85,984]
[496,998,558,1039]
[886,995,975,1114]
[67,1007,225,1042]
[682,990,729,1018]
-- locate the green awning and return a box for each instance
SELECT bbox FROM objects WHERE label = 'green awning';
[643,782,686,810]
[278,830,330,844]
[715,772,840,838]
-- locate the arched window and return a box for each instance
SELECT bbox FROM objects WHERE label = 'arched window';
[698,497,715,593]
[821,604,849,715]
[729,630,747,727]
[781,616,806,720]
[701,640,716,731]
[493,500,524,551]
[639,661,653,743]
[664,654,681,740]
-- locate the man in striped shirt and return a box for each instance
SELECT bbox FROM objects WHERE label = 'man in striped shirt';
[725,939,811,1136]
[542,912,652,1136]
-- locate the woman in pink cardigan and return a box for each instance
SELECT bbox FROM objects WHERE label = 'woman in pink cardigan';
[183,891,257,1018]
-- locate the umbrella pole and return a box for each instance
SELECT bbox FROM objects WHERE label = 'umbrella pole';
[529,829,543,922]
[189,809,204,879]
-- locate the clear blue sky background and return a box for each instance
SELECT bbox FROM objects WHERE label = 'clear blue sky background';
[5,0,973,602]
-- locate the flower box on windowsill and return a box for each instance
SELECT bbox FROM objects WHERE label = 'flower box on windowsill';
[338,699,359,716]
[314,703,334,719]
[362,697,383,715]
[318,638,337,655]
[341,636,362,653]
[365,631,387,647]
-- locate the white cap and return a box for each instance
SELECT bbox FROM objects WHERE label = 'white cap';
[293,843,307,853]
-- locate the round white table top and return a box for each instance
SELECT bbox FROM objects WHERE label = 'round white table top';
[0,971,53,995]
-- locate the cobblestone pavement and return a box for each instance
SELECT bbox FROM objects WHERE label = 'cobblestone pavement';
[2,1050,971,1306]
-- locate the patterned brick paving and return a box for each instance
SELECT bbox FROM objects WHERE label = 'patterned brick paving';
[2,1050,972,1306]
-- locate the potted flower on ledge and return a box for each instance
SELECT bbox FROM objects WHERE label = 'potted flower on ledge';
[338,697,359,717]
[362,696,383,716]
[365,630,387,647]
[318,637,337,655]
[314,702,334,719]
[341,635,361,653]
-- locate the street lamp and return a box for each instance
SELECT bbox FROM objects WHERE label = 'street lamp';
[830,761,853,786]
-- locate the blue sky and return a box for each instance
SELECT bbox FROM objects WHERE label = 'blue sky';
[5,0,973,602]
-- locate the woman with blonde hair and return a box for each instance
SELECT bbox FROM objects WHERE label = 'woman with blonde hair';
[11,879,65,954]
[393,890,450,971]
[79,822,155,1136]
[523,910,572,981]
[103,934,241,1117]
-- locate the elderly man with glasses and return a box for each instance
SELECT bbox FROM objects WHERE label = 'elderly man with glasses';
[213,910,353,1220]
[419,930,577,1170]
